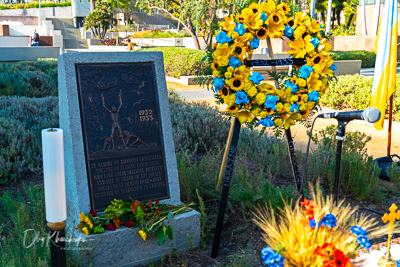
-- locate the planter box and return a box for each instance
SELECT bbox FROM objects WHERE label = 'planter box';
[333,60,362,76]
[165,75,209,85]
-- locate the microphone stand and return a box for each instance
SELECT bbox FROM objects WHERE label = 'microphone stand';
[334,120,348,202]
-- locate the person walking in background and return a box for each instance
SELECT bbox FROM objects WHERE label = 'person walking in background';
[29,29,39,47]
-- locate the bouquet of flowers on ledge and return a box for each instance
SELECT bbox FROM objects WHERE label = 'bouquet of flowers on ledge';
[75,199,193,245]
[253,187,393,266]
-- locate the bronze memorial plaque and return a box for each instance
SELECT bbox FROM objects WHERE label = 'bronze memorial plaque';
[75,63,169,211]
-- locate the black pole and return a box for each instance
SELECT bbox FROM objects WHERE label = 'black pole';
[284,128,301,192]
[47,223,67,267]
[334,121,346,203]
[211,118,241,258]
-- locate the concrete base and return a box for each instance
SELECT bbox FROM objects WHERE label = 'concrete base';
[70,210,200,266]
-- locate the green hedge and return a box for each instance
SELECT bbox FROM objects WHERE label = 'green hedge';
[321,74,400,121]
[0,1,70,10]
[0,61,58,97]
[136,47,210,78]
[330,51,376,68]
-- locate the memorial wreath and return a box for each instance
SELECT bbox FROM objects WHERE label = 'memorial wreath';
[209,0,337,133]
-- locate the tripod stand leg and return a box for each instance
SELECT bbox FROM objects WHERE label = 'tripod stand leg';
[285,128,301,192]
[334,121,346,202]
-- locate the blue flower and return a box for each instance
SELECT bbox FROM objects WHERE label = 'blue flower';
[249,72,265,84]
[264,95,278,110]
[284,26,294,37]
[308,91,320,102]
[216,31,232,44]
[396,260,400,267]
[260,12,268,21]
[235,91,249,104]
[261,247,285,267]
[329,64,337,71]
[351,226,367,236]
[290,103,299,113]
[310,38,320,48]
[234,23,246,36]
[309,218,316,228]
[258,116,274,127]
[213,77,225,93]
[285,80,298,93]
[320,25,324,28]
[250,37,260,49]
[318,213,337,228]
[299,65,314,79]
[357,235,372,249]
[228,56,242,69]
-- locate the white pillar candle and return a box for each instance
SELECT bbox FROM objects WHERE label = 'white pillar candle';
[42,128,67,223]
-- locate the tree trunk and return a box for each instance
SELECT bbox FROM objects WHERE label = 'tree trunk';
[321,11,326,23]
[331,9,335,29]
[337,9,341,26]
[346,13,354,28]
[186,17,200,50]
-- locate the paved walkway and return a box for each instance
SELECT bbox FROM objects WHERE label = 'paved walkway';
[360,64,400,77]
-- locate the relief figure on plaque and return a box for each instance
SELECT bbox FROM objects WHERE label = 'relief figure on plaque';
[101,90,127,150]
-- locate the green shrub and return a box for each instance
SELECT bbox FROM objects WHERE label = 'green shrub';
[330,51,376,68]
[321,74,400,122]
[136,47,211,78]
[0,61,58,97]
[0,1,70,9]
[330,25,356,36]
[0,96,58,185]
[170,100,229,155]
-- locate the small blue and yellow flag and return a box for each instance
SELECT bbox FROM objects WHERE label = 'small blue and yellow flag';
[371,0,398,130]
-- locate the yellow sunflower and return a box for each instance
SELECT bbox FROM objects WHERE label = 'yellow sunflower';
[233,65,251,79]
[277,3,290,14]
[231,42,247,58]
[227,104,239,114]
[287,17,296,28]
[248,3,262,14]
[219,86,230,99]
[255,27,269,39]
[293,25,307,39]
[235,8,254,25]
[211,62,220,71]
[268,12,284,25]
[306,53,326,67]
[230,77,246,91]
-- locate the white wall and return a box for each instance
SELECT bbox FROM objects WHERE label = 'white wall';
[0,36,30,47]
[0,6,72,18]
[72,0,90,17]
[9,25,47,36]
[0,47,60,61]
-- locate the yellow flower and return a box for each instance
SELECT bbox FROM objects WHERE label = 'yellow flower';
[252,107,262,117]
[287,17,296,28]
[317,39,332,54]
[297,79,307,87]
[79,212,85,223]
[225,93,236,106]
[283,112,302,129]
[224,66,235,79]
[236,32,254,43]
[231,42,247,59]
[260,111,267,118]
[255,27,269,39]
[220,16,236,32]
[255,92,266,105]
[218,56,230,67]
[307,73,323,91]
[247,86,258,97]
[277,3,290,14]
[139,230,148,241]
[236,8,254,25]
[227,30,239,40]
[300,108,311,119]
[248,3,261,14]
[294,12,310,26]
[233,65,251,79]
[287,35,314,58]
[213,69,222,78]
[230,77,246,91]
[82,227,90,236]
[293,25,306,39]
[213,43,232,67]
[290,95,299,102]
[259,83,275,93]
[211,62,219,71]
[219,86,230,99]
[309,19,321,34]
[307,53,326,67]
[268,23,285,38]
[268,12,284,25]
[227,104,239,114]
[261,0,276,15]
[274,118,283,126]
[235,109,255,124]
[290,77,299,84]
[276,102,285,113]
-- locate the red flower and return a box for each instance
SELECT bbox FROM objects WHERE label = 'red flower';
[155,200,160,205]
[104,223,116,231]
[333,250,351,267]
[141,205,147,211]
[300,198,316,217]
[155,208,161,215]
[148,200,153,208]
[88,210,98,217]
[123,221,135,228]
[130,200,140,214]
[113,218,121,229]
[315,243,336,257]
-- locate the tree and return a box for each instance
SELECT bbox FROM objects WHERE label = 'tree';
[109,0,136,26]
[84,1,114,39]
[135,0,230,50]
